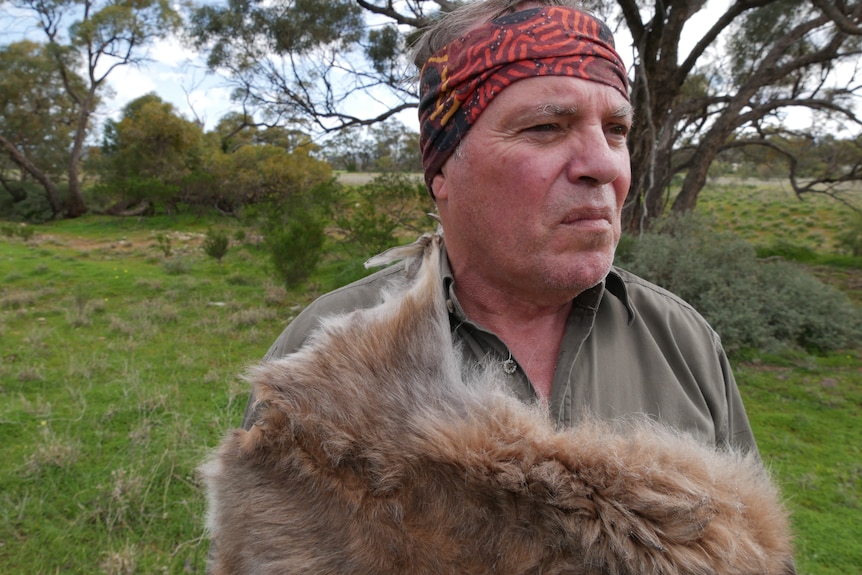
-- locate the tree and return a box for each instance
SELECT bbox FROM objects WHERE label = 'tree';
[367,119,423,172]
[322,120,422,172]
[94,93,205,213]
[189,0,419,132]
[0,40,84,216]
[196,121,334,214]
[617,0,862,231]
[190,0,862,232]
[2,0,183,218]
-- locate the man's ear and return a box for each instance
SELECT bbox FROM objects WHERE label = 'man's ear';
[431,171,448,201]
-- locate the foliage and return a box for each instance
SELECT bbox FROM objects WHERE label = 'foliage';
[0,180,58,223]
[331,172,434,258]
[96,94,204,210]
[155,233,172,257]
[0,222,35,241]
[0,41,81,181]
[189,0,376,133]
[835,215,862,257]
[204,134,332,211]
[259,180,337,288]
[265,211,326,288]
[88,101,334,216]
[203,228,230,264]
[616,213,862,354]
[0,0,184,218]
[0,41,84,219]
[323,120,422,173]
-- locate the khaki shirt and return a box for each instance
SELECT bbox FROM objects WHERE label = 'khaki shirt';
[245,244,757,453]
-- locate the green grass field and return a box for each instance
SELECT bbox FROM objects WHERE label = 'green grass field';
[1,182,860,574]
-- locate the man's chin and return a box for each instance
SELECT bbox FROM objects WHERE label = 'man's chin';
[541,253,614,295]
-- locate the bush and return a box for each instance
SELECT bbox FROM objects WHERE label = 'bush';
[266,210,326,288]
[835,215,862,257]
[616,213,862,354]
[261,180,336,288]
[0,181,57,222]
[332,172,435,258]
[203,228,230,264]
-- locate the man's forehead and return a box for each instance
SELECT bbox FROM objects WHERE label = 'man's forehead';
[494,78,634,119]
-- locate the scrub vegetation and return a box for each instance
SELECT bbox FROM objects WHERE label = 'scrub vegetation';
[0,179,860,574]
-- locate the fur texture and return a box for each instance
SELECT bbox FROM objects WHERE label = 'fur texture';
[201,234,794,575]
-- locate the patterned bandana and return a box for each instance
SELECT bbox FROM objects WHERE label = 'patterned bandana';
[418,6,629,192]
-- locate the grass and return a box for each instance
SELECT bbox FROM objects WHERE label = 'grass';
[697,179,861,254]
[1,181,861,573]
[1,216,297,573]
[736,351,861,574]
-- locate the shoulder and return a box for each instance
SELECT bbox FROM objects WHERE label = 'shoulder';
[264,263,407,360]
[607,266,722,348]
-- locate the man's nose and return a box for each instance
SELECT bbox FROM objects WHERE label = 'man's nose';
[565,126,626,186]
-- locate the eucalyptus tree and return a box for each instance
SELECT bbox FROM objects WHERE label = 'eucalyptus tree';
[0,40,83,214]
[190,0,861,231]
[2,0,183,217]
[615,0,862,230]
[96,93,204,212]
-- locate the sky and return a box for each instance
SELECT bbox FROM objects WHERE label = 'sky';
[99,37,236,131]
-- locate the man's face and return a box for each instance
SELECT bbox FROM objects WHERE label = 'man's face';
[432,75,633,306]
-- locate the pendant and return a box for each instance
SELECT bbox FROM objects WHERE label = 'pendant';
[501,358,518,375]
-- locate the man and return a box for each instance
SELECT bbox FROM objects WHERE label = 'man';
[207,2,793,571]
[244,0,757,452]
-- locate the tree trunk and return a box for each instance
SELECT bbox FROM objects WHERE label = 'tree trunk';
[64,97,93,218]
[0,134,62,216]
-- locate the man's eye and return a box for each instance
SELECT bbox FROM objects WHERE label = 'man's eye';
[608,124,629,139]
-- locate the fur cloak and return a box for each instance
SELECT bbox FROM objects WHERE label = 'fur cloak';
[200,234,794,575]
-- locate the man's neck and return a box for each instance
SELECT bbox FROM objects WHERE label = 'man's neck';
[453,280,573,402]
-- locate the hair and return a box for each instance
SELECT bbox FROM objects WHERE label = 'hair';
[410,0,587,69]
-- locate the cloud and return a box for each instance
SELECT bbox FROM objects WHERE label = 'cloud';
[99,51,236,129]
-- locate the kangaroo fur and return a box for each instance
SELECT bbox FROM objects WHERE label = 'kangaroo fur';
[200,233,794,575]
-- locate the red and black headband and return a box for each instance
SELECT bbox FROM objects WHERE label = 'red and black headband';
[418,6,629,191]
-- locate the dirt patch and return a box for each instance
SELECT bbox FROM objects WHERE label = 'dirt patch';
[335,172,423,186]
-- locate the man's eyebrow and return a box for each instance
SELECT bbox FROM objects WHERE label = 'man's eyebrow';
[537,103,578,116]
[533,103,634,120]
[612,104,635,121]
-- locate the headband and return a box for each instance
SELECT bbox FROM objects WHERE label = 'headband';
[418,6,629,191]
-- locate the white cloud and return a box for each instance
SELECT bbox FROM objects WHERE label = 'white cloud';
[100,52,236,130]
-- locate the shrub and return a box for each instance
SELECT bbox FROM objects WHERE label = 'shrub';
[617,213,862,354]
[1,182,58,223]
[154,234,172,257]
[261,180,336,288]
[162,257,192,276]
[332,172,435,258]
[203,228,230,264]
[266,210,326,288]
[835,215,862,257]
[1,223,36,241]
